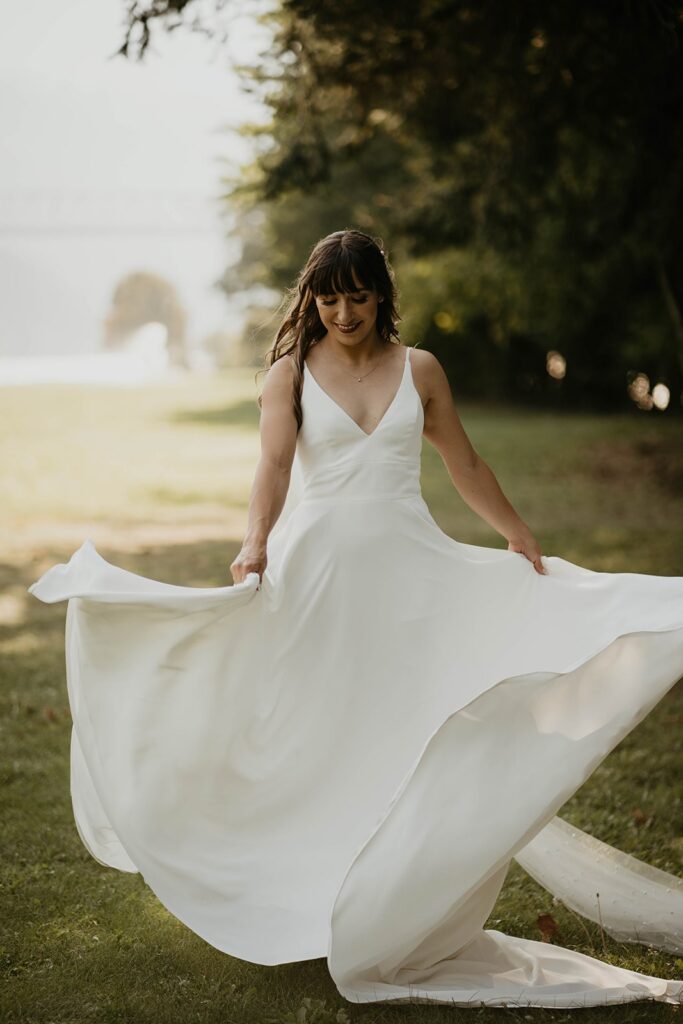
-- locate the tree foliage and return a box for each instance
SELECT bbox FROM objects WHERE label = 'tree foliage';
[121,1,683,409]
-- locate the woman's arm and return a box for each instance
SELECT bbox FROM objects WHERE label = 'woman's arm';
[230,355,298,584]
[415,349,547,575]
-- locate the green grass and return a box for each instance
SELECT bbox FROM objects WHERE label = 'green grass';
[1,370,682,1023]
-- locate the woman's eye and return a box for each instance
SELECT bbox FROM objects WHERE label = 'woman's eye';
[320,296,368,306]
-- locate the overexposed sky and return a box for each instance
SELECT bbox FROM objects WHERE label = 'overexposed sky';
[0,0,272,359]
[0,0,268,198]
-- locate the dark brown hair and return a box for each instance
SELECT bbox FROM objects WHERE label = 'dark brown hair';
[258,229,401,430]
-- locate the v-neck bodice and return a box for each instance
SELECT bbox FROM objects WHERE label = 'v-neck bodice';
[297,344,424,502]
[304,346,411,439]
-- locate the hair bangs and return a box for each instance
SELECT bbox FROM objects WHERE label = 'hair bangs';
[308,247,373,297]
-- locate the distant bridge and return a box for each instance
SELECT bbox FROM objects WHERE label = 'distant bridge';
[0,188,229,235]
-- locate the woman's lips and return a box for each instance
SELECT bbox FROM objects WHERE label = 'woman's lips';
[335,322,360,333]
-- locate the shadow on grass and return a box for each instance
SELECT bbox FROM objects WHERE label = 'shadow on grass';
[170,398,260,430]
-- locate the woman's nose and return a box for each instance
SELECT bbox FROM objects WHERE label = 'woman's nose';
[337,298,355,322]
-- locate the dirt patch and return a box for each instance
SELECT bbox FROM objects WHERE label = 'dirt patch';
[586,436,683,497]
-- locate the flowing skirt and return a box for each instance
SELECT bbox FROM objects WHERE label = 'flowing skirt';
[28,489,683,1007]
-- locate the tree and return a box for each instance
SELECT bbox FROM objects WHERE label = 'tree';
[119,1,683,409]
[104,270,187,366]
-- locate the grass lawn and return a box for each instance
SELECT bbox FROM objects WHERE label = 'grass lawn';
[1,369,682,1024]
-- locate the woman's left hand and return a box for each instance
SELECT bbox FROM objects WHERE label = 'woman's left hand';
[507,529,548,575]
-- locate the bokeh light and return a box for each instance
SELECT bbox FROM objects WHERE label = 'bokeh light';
[628,372,653,410]
[546,351,566,380]
[434,311,456,331]
[652,383,670,411]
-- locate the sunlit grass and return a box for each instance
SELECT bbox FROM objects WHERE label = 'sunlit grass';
[0,374,261,537]
[1,371,681,1023]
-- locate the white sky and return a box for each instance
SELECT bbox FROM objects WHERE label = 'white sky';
[0,0,268,198]
[0,0,272,359]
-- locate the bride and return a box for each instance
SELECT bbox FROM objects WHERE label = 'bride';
[29,229,683,1008]
[230,230,546,587]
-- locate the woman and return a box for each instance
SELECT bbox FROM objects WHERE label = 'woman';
[29,229,683,1008]
[230,229,546,588]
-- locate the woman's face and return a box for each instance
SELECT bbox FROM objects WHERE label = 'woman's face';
[314,272,383,347]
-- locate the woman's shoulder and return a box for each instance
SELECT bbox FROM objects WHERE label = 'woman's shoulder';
[261,351,299,404]
[266,351,298,382]
[406,345,445,377]
[406,345,450,406]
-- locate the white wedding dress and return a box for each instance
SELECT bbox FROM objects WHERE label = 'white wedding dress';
[29,345,683,1008]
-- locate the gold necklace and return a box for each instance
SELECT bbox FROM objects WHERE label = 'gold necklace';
[325,343,389,382]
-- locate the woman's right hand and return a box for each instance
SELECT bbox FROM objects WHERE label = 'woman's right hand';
[230,543,267,585]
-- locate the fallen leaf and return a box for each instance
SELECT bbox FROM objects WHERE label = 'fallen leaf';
[537,913,560,943]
